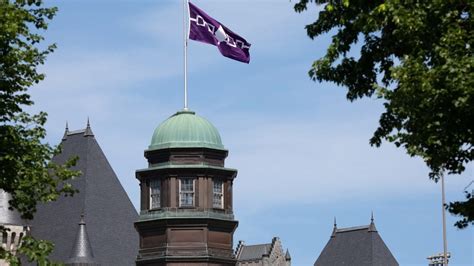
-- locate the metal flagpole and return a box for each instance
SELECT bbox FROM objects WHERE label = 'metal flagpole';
[183,0,189,110]
[441,171,448,265]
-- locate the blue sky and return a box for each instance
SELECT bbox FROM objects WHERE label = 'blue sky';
[30,0,473,265]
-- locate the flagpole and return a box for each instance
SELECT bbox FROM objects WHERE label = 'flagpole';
[183,0,189,110]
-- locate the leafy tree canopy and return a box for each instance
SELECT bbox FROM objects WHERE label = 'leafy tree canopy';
[295,0,473,228]
[0,0,79,264]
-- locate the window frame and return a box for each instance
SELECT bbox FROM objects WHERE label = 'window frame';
[179,178,195,207]
[212,180,224,209]
[149,179,161,210]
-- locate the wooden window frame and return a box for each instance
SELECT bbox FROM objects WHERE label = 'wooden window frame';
[179,178,195,207]
[213,180,224,209]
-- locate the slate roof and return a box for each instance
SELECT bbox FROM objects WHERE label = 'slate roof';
[237,243,272,261]
[66,214,99,266]
[236,237,291,264]
[314,220,398,266]
[29,124,138,266]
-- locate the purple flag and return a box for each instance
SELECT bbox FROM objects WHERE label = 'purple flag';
[188,2,251,63]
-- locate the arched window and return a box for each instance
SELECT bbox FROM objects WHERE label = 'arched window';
[18,232,24,246]
[10,232,16,244]
[10,232,16,250]
[2,232,7,244]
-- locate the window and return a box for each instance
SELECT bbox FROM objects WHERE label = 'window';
[179,178,194,207]
[2,232,7,245]
[150,179,161,209]
[10,232,16,249]
[213,180,224,209]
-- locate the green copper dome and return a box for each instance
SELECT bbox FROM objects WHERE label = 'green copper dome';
[149,110,225,151]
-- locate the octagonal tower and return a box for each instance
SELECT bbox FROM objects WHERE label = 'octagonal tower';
[135,110,238,266]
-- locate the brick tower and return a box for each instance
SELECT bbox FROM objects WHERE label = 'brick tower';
[135,110,238,265]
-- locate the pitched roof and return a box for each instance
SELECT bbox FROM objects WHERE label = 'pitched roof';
[314,221,398,266]
[236,237,290,263]
[29,125,138,266]
[237,243,272,261]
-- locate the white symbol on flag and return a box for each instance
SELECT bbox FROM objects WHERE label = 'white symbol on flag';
[190,14,250,50]
[214,25,227,44]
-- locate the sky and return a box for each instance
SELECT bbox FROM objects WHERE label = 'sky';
[28,0,473,265]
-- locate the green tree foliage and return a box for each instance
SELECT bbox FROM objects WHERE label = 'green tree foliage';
[0,0,79,263]
[294,0,473,228]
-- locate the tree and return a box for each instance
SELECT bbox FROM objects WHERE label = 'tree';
[0,0,78,264]
[294,0,473,228]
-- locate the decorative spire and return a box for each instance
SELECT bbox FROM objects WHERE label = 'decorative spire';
[285,249,291,260]
[331,217,338,238]
[62,121,69,140]
[65,214,98,265]
[84,117,94,137]
[368,211,377,232]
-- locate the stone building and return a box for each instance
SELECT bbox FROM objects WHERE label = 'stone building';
[235,237,291,266]
[0,190,28,266]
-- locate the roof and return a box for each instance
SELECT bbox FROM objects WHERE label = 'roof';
[314,221,398,266]
[66,215,98,266]
[236,237,291,263]
[149,110,225,151]
[29,124,138,266]
[0,190,24,226]
[237,244,272,261]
